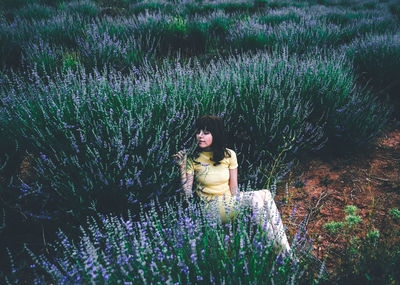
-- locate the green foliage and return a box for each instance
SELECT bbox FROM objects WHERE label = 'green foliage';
[323,11,365,25]
[389,208,400,220]
[345,214,362,227]
[324,205,400,283]
[389,3,400,21]
[208,14,232,44]
[344,205,358,215]
[216,2,255,13]
[345,33,400,117]
[0,0,34,10]
[366,229,380,246]
[363,1,377,9]
[324,205,362,234]
[14,3,55,20]
[323,221,345,235]
[61,51,82,72]
[21,40,63,75]
[38,14,86,48]
[258,11,301,26]
[59,0,99,17]
[0,25,23,70]
[95,0,130,9]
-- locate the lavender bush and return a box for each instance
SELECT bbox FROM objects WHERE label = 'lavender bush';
[76,21,155,70]
[390,2,400,21]
[23,195,324,284]
[59,0,99,17]
[12,3,55,20]
[0,50,390,227]
[344,33,400,117]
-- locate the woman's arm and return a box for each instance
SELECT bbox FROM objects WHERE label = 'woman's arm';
[180,171,194,198]
[229,168,238,196]
[174,150,194,198]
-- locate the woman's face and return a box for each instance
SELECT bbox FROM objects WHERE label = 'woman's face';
[196,129,213,150]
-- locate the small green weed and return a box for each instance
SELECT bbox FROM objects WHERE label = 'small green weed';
[390,208,400,220]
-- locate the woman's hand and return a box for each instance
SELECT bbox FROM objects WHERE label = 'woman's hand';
[173,150,187,169]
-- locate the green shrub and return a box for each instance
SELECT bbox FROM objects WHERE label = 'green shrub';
[184,3,215,16]
[353,16,397,35]
[1,2,397,73]
[345,33,400,117]
[38,14,86,48]
[390,208,400,220]
[323,11,365,25]
[61,51,83,72]
[366,229,380,246]
[76,21,152,70]
[344,205,358,215]
[217,1,255,13]
[21,40,63,75]
[14,3,55,20]
[363,1,377,9]
[228,17,367,53]
[345,214,362,227]
[208,14,232,44]
[0,24,23,70]
[390,3,400,21]
[323,221,345,234]
[324,205,362,235]
[0,0,33,10]
[129,1,173,15]
[95,0,130,9]
[258,11,301,26]
[60,0,99,17]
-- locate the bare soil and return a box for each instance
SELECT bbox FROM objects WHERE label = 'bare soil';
[276,122,400,274]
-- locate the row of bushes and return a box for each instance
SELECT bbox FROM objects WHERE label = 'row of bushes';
[1,3,398,71]
[3,0,398,20]
[0,50,391,230]
[1,3,399,112]
[344,33,400,113]
[0,0,343,20]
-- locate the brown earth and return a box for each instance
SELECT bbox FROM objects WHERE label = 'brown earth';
[275,122,400,274]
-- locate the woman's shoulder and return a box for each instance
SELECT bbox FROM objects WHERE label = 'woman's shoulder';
[225,148,238,168]
[225,148,236,156]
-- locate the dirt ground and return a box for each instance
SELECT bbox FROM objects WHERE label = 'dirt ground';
[275,122,400,274]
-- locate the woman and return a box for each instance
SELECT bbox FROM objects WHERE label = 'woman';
[173,115,292,257]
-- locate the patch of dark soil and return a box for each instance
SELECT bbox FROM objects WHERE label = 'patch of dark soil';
[276,121,400,274]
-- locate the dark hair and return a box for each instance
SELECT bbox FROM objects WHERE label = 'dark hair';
[193,115,230,166]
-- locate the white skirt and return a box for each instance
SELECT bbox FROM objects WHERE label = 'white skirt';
[203,189,292,256]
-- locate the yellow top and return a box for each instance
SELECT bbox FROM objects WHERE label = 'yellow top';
[186,148,238,202]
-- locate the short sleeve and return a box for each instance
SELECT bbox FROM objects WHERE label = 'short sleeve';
[186,158,195,175]
[228,149,238,169]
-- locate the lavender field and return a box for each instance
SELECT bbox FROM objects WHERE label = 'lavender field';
[1,0,399,283]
